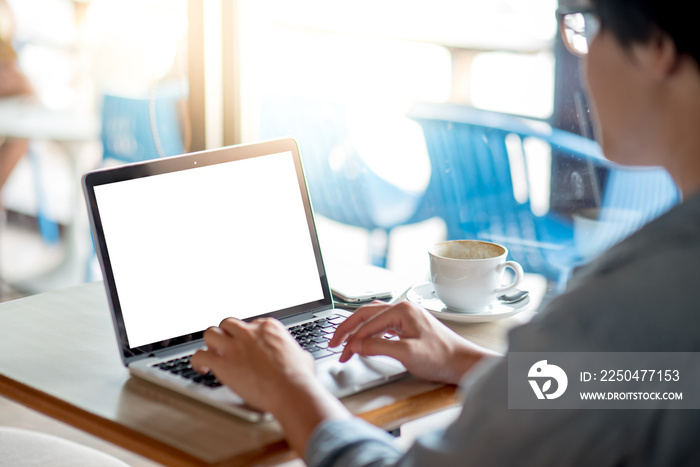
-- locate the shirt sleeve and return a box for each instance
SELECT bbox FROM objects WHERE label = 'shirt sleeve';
[303,357,507,467]
[304,321,659,467]
[304,417,404,467]
[304,202,700,467]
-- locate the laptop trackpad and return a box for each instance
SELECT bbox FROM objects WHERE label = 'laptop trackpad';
[316,354,407,398]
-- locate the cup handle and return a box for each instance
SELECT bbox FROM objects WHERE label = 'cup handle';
[494,261,524,294]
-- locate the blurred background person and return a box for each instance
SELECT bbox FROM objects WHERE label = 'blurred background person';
[0,0,32,193]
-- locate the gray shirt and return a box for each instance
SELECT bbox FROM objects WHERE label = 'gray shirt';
[305,192,700,467]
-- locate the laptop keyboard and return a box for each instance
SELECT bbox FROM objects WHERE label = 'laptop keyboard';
[288,314,347,359]
[154,355,223,387]
[152,314,348,388]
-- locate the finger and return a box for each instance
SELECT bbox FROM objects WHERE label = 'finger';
[201,326,230,357]
[347,335,412,364]
[254,318,299,347]
[218,317,248,337]
[344,304,409,344]
[338,338,356,362]
[329,302,390,347]
[253,317,285,332]
[191,348,221,374]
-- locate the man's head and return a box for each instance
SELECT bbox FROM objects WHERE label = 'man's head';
[590,0,699,69]
[558,0,700,183]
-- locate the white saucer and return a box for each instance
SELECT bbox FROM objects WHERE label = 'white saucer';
[406,282,530,323]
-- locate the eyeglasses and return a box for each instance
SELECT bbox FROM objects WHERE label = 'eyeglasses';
[556,6,600,57]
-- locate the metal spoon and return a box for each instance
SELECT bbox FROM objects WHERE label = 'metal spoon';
[497,289,529,304]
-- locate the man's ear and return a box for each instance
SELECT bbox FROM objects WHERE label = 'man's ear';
[637,29,682,80]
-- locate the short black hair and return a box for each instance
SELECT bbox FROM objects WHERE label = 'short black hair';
[590,0,699,67]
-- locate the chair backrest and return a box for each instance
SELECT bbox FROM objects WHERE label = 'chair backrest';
[258,94,422,231]
[100,91,184,164]
[405,102,681,283]
[576,166,680,260]
[88,89,186,280]
[407,103,576,280]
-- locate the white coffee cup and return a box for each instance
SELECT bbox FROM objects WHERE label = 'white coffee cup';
[429,240,524,312]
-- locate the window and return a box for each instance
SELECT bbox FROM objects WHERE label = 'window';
[220,1,679,300]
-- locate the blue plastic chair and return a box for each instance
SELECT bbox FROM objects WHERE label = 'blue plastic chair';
[576,166,680,260]
[86,89,185,280]
[27,144,60,243]
[258,94,423,267]
[405,102,680,287]
[100,91,184,164]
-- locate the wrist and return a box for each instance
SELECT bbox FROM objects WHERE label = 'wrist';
[447,339,499,384]
[268,378,351,455]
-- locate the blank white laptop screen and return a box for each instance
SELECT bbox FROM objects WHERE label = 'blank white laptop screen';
[93,151,324,348]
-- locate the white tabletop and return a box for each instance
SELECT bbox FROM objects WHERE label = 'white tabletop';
[0,96,99,141]
[2,280,497,466]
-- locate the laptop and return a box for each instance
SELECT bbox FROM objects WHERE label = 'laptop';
[82,137,407,422]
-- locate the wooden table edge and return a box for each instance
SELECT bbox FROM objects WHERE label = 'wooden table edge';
[1,374,460,466]
[358,383,460,429]
[0,374,242,466]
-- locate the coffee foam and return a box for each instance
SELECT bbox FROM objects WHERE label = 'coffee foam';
[434,241,504,260]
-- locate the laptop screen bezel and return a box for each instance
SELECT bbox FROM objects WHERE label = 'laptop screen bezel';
[82,138,334,364]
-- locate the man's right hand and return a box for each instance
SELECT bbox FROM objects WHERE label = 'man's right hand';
[329,300,500,385]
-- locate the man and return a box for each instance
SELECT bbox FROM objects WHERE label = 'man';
[193,0,700,464]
